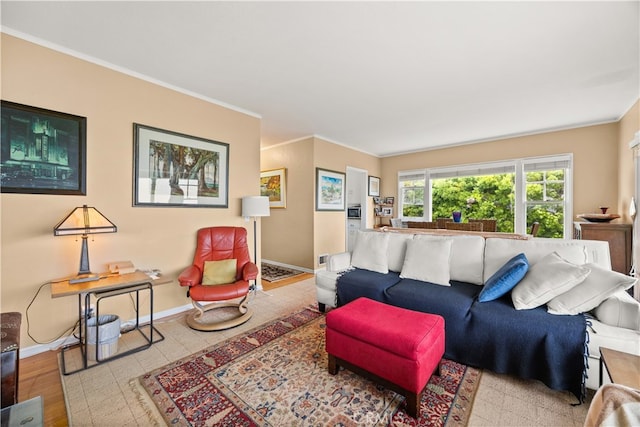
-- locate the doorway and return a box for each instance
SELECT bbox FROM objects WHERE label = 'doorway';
[346,167,368,252]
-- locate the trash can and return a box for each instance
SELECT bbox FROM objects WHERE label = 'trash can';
[85,314,120,361]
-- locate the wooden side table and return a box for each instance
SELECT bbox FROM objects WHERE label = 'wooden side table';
[599,347,640,389]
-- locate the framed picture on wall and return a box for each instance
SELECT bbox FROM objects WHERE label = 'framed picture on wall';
[0,101,87,195]
[368,175,380,197]
[133,123,229,207]
[316,168,346,211]
[260,168,287,208]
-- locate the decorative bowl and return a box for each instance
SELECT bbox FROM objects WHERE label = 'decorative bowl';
[577,213,620,223]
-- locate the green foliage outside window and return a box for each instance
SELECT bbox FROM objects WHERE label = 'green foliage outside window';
[402,170,565,238]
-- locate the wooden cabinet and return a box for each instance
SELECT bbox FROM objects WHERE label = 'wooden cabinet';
[573,222,632,275]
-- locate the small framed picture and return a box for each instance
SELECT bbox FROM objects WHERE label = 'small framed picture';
[316,168,346,211]
[260,168,287,208]
[373,197,381,205]
[382,207,393,216]
[368,175,380,197]
[384,196,395,205]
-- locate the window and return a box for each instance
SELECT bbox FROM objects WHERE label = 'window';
[399,172,425,218]
[397,155,572,237]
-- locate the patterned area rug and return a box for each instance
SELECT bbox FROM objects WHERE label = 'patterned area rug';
[261,262,305,282]
[138,307,481,426]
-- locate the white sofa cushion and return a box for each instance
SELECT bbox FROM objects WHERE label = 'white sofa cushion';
[547,264,637,315]
[594,291,640,330]
[400,238,452,286]
[484,237,588,283]
[386,232,414,272]
[511,251,591,310]
[351,230,390,274]
[410,234,486,285]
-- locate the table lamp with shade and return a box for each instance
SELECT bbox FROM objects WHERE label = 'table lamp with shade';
[53,204,117,283]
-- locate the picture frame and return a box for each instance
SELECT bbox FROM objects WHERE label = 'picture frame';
[1,101,86,195]
[385,196,395,205]
[133,123,229,208]
[316,167,346,211]
[368,175,380,197]
[260,168,287,208]
[382,207,393,216]
[373,196,381,205]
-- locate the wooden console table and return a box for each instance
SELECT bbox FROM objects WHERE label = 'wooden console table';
[51,271,171,375]
[573,222,632,275]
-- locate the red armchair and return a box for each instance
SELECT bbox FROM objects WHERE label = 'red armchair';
[178,226,258,331]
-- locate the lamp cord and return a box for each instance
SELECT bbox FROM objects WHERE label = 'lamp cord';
[25,282,79,347]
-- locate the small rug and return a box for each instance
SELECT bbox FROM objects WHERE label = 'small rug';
[261,262,305,282]
[138,307,481,426]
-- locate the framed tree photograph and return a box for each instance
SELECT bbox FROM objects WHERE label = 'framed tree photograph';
[368,175,380,197]
[1,101,86,195]
[316,168,346,211]
[260,168,287,208]
[133,124,229,208]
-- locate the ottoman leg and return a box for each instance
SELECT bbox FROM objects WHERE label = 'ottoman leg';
[405,390,422,419]
[328,354,338,375]
[318,302,326,313]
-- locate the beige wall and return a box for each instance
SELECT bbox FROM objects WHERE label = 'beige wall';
[260,138,315,269]
[381,122,621,220]
[617,100,640,222]
[1,34,261,348]
[260,137,380,270]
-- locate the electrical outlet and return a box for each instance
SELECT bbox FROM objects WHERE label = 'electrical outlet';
[318,254,328,265]
[81,304,95,318]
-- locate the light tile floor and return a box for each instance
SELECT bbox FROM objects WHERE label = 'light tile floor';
[60,277,592,426]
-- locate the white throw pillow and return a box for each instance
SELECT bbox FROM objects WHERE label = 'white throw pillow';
[400,238,453,286]
[511,251,591,310]
[386,232,414,272]
[547,265,637,315]
[594,291,640,330]
[411,235,485,285]
[351,230,390,274]
[484,238,588,283]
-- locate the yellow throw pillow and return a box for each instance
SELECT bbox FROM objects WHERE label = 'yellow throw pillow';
[202,259,237,285]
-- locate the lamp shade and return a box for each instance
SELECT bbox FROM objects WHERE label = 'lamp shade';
[242,196,270,218]
[54,205,117,236]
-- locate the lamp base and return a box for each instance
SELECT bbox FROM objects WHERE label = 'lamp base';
[69,273,100,284]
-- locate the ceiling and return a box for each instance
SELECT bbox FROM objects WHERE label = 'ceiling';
[2,1,639,157]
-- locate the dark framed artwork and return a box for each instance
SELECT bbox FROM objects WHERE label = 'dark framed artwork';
[316,168,346,211]
[368,175,380,197]
[0,101,87,195]
[133,124,229,208]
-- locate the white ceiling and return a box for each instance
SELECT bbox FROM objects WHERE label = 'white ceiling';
[2,1,639,157]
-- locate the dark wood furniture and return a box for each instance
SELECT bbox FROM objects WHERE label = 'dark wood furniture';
[599,347,640,389]
[573,222,632,275]
[1,312,22,408]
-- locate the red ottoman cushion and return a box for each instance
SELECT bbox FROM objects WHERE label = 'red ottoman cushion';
[326,297,444,395]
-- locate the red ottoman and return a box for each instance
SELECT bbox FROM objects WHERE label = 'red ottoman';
[325,297,445,418]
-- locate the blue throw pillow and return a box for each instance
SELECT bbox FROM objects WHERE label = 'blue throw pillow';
[478,253,529,302]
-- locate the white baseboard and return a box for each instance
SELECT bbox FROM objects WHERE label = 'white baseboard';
[261,259,313,274]
[20,303,193,359]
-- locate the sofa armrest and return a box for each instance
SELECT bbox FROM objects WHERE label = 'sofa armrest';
[327,252,352,272]
[594,290,640,331]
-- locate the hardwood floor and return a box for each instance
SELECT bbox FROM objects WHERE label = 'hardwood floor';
[17,348,68,426]
[262,272,314,291]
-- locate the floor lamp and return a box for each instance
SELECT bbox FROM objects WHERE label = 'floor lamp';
[242,196,270,291]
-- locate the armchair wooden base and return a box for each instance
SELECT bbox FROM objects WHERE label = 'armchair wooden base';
[186,294,253,331]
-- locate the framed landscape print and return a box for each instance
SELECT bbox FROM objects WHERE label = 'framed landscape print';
[368,175,380,197]
[316,168,345,211]
[133,124,229,208]
[260,168,287,208]
[0,101,86,195]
